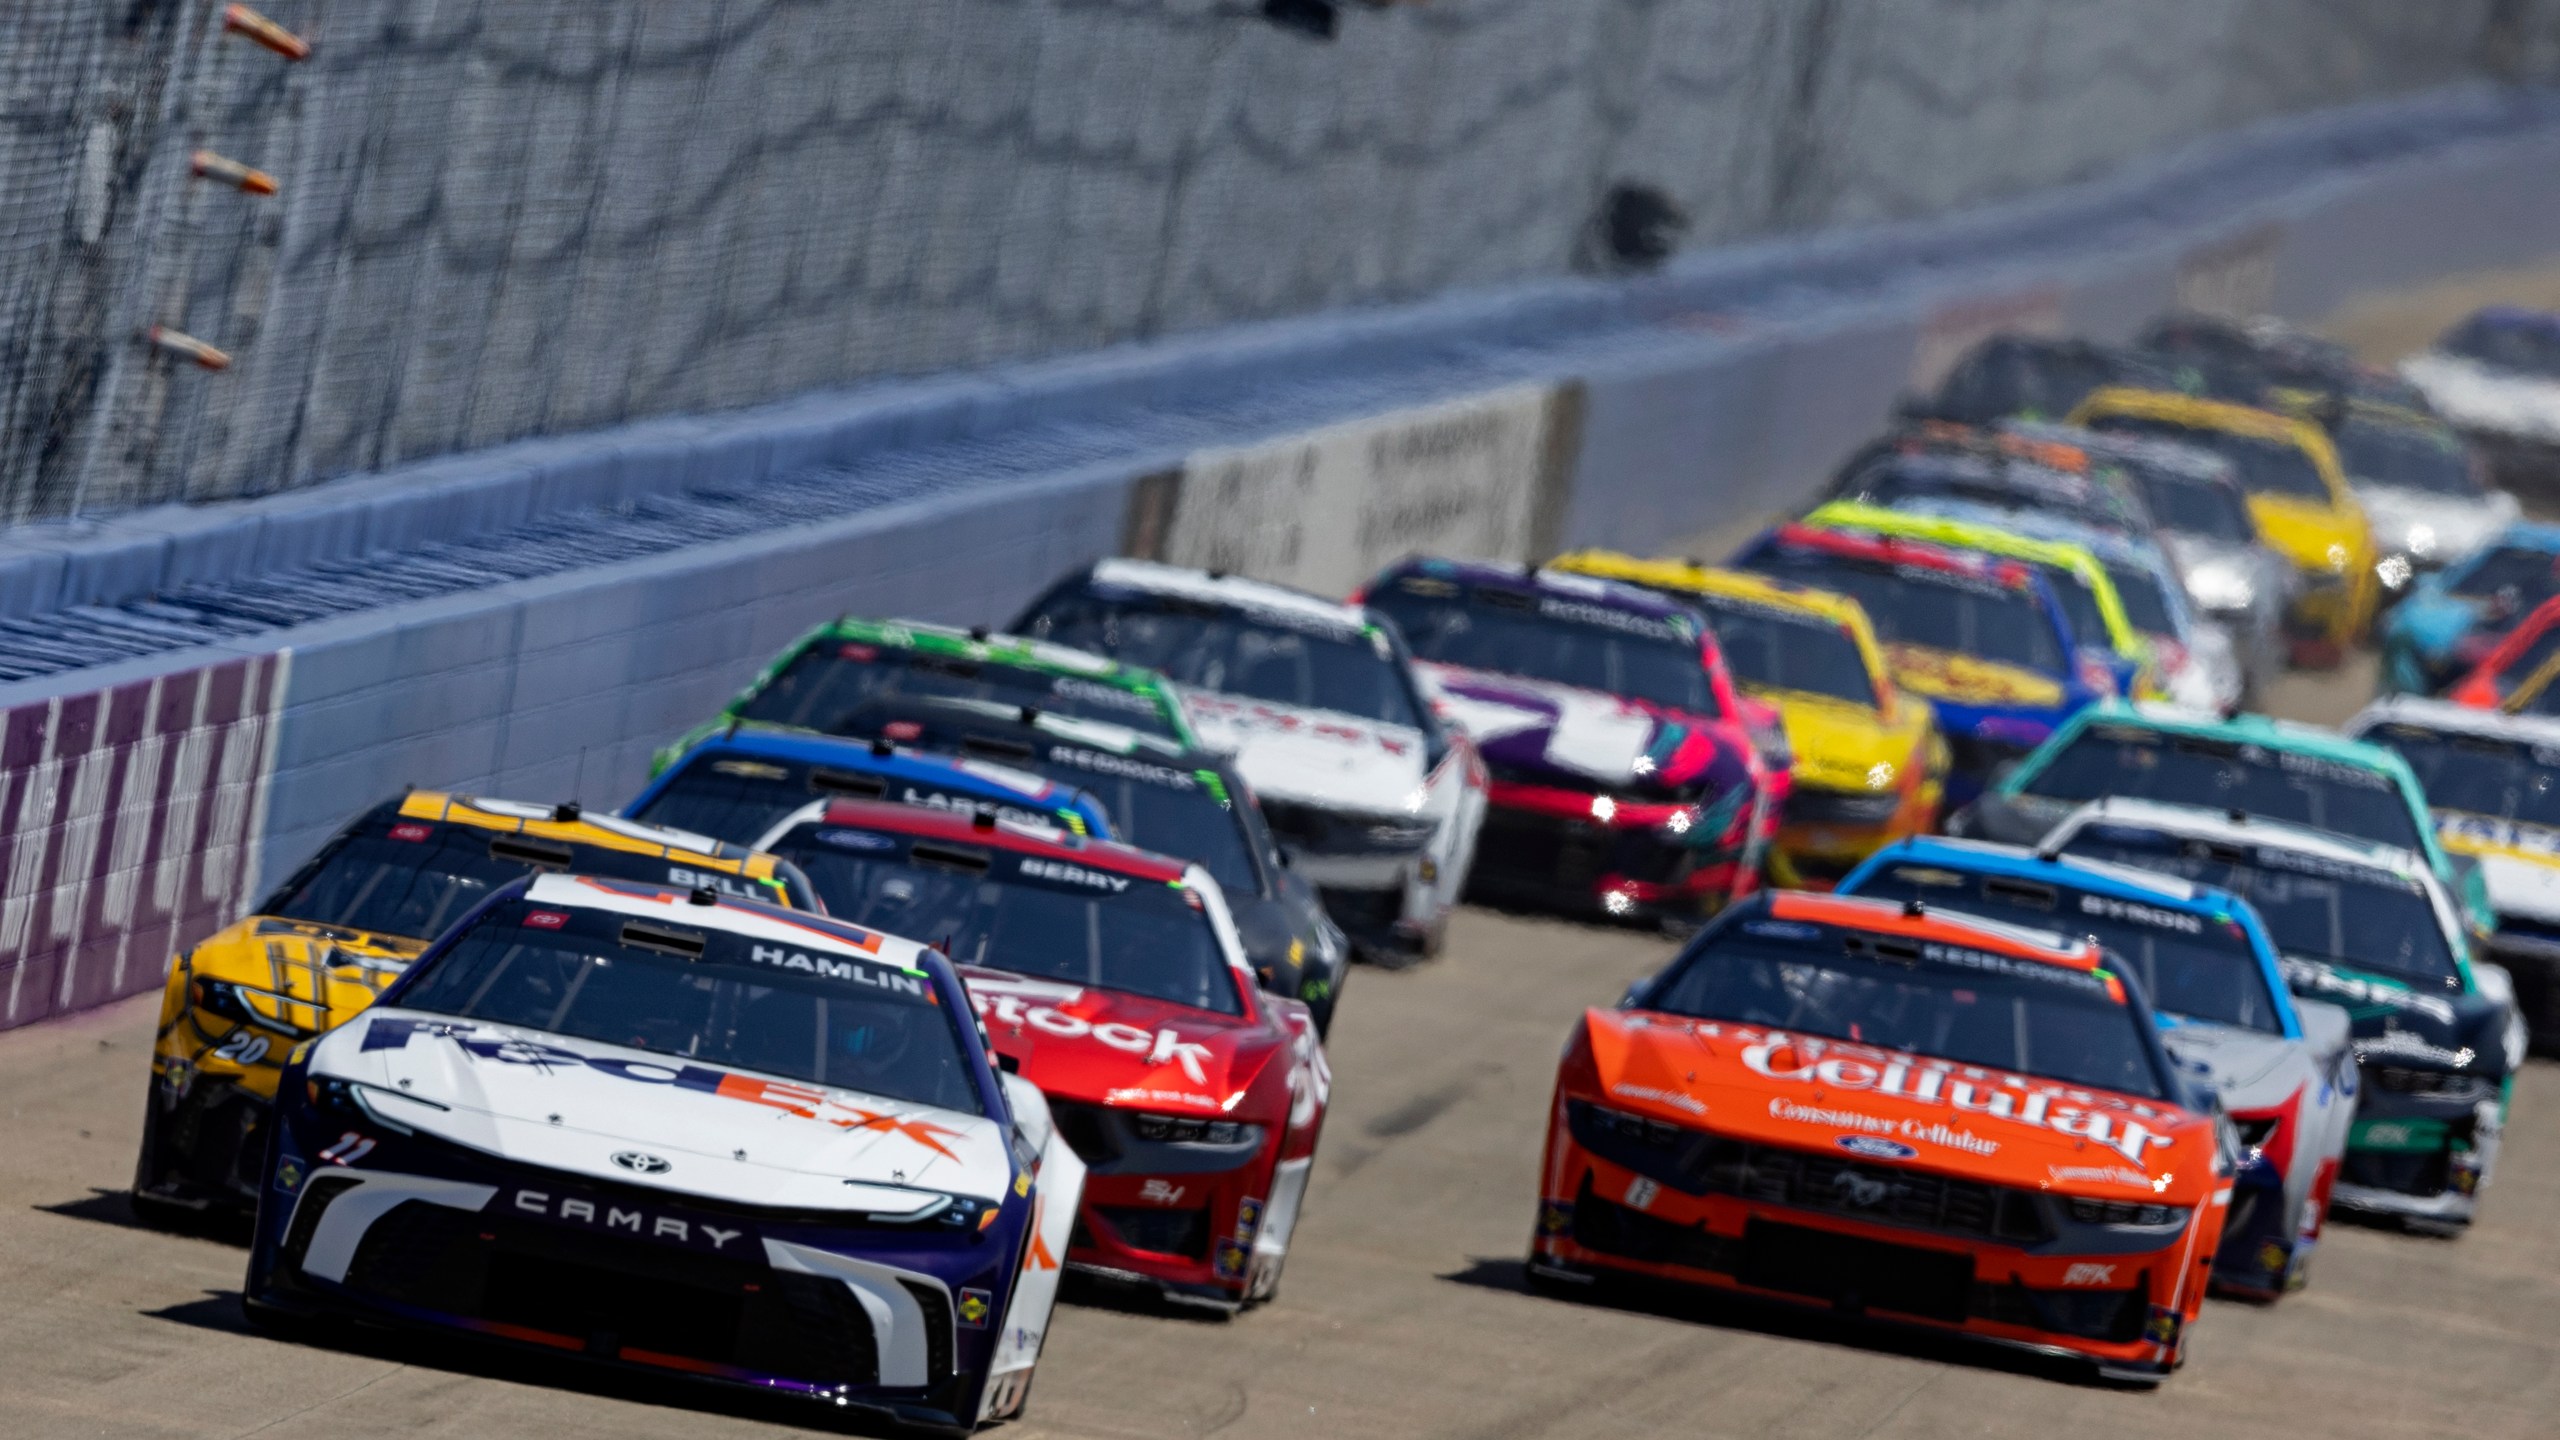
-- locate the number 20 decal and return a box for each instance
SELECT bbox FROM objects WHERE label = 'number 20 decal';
[213,1031,272,1067]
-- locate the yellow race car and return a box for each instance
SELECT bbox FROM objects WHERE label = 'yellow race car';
[1549,552,1946,883]
[134,792,816,1225]
[2070,387,2377,664]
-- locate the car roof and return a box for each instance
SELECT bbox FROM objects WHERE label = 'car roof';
[1089,557,1367,634]
[799,797,1193,884]
[402,792,758,866]
[2077,699,2401,768]
[813,614,1163,685]
[1760,520,2038,588]
[2052,798,2430,879]
[1858,834,2214,907]
[520,870,933,969]
[2073,387,2328,447]
[2346,694,2560,750]
[1806,500,2109,581]
[1374,556,1704,628]
[1763,891,2102,972]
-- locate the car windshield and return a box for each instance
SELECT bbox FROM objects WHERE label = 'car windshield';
[2333,418,2481,498]
[2018,725,2427,853]
[2105,562,2181,636]
[735,640,1179,739]
[1366,583,1717,715]
[399,899,982,1113]
[2133,473,2256,543]
[632,751,1086,846]
[1040,753,1264,898]
[2447,544,2560,604]
[2036,564,2115,652]
[2445,317,2560,379]
[2361,724,2560,830]
[2088,417,2331,503]
[1692,593,1877,707]
[766,826,1243,1015]
[1021,593,1423,730]
[267,819,799,938]
[1855,465,2121,532]
[1746,548,2066,677]
[2056,829,2460,988]
[1845,863,2285,1034]
[1646,917,2164,1097]
[1934,344,2156,424]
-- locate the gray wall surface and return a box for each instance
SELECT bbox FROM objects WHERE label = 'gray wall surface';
[7,0,2560,521]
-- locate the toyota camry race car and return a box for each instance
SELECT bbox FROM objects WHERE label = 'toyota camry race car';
[243,874,1082,1434]
[1838,839,2355,1297]
[2046,801,2526,1234]
[1358,558,1786,923]
[137,793,814,1225]
[1013,560,1484,963]
[1530,891,2228,1384]
[630,727,1111,843]
[751,799,1329,1311]
[2347,696,2560,1051]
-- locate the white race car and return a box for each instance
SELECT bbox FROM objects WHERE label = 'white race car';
[243,873,1082,1434]
[2400,307,2560,486]
[1013,560,1484,963]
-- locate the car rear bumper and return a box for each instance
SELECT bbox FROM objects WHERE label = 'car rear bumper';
[1462,798,1740,920]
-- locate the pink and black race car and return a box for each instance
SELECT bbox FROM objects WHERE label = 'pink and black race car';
[1359,559,1790,923]
[753,799,1330,1312]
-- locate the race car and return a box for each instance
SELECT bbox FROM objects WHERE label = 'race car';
[1901,333,2187,426]
[1731,523,2107,807]
[136,793,814,1225]
[1546,553,1945,884]
[2077,428,2293,697]
[2137,311,2436,416]
[2346,696,2560,1052]
[2399,307,2560,489]
[752,799,1328,1311]
[242,872,1082,1434]
[2442,594,2560,708]
[1950,700,2496,939]
[2071,388,2377,666]
[767,693,1349,1034]
[629,727,1111,842]
[657,615,1202,773]
[2379,524,2560,696]
[2298,399,2516,607]
[1838,839,2355,1297]
[1826,437,2153,538]
[2045,801,2527,1234]
[1012,560,1484,964]
[1356,558,1786,923]
[1529,890,2228,1384]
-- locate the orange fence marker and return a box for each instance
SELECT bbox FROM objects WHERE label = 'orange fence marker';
[145,327,233,371]
[191,150,280,196]
[222,4,311,61]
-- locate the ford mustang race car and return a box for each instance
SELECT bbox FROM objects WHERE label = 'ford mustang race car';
[1732,523,2102,806]
[1547,553,1944,884]
[1357,558,1786,923]
[137,793,814,1226]
[752,799,1328,1311]
[1838,839,2355,1297]
[242,873,1083,1434]
[2045,801,2527,1234]
[1529,891,2229,1384]
[1013,560,1484,964]
[2347,696,2560,1052]
[2380,524,2560,695]
[630,727,1110,843]
[658,616,1202,771]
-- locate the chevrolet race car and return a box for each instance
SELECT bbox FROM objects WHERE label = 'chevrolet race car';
[1838,839,2355,1297]
[137,792,814,1225]
[2442,593,2560,708]
[1529,891,2228,1384]
[752,799,1328,1311]
[630,727,1111,843]
[1548,553,1944,884]
[243,873,1083,1434]
[1952,701,2496,939]
[2072,388,2378,666]
[2381,524,2560,695]
[2046,801,2526,1234]
[2346,696,2560,1052]
[1013,560,1484,964]
[804,694,1349,1035]
[1358,558,1786,923]
[658,616,1203,770]
[1732,523,2102,806]
[2399,307,2560,489]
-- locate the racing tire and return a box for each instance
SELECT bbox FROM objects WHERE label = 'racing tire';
[128,1099,203,1233]
[238,1294,324,1346]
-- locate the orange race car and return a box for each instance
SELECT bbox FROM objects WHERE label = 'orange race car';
[1529,891,2231,1384]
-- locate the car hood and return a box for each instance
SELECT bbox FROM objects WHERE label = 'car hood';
[2435,813,2560,925]
[2159,533,2267,588]
[1581,1010,2214,1202]
[189,915,428,1034]
[313,1007,1011,1208]
[1758,690,1908,792]
[2355,485,2517,563]
[1177,688,1429,814]
[2157,1019,2306,1111]
[2277,956,2514,1076]
[960,970,1288,1120]
[2401,351,2560,443]
[1878,643,2064,712]
[2249,494,2366,579]
[1416,663,1675,787]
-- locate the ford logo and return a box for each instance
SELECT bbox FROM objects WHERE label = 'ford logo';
[611,1150,673,1175]
[1835,1135,1916,1161]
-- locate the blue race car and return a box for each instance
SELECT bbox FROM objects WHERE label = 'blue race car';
[243,873,1084,1433]
[627,726,1112,846]
[2380,523,2560,694]
[1837,837,2359,1297]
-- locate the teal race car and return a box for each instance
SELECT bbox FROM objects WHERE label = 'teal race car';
[1949,700,2495,936]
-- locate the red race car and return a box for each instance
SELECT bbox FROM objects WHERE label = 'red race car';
[2444,592,2560,709]
[755,799,1330,1312]
[1530,891,2230,1384]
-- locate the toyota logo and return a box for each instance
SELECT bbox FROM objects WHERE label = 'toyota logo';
[611,1150,672,1175]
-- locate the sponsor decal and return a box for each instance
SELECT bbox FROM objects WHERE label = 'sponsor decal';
[523,910,570,929]
[2144,1305,2182,1346]
[957,1288,993,1328]
[1017,858,1132,893]
[1608,1083,1707,1116]
[389,823,434,843]
[967,992,1215,1085]
[816,828,899,852]
[2048,1163,2153,1188]
[1105,1086,1222,1108]
[1834,1134,1918,1161]
[1538,1199,1572,1236]
[2438,813,2560,858]
[2257,1241,2287,1276]
[1138,1179,1187,1206]
[1771,1099,2001,1157]
[745,943,924,995]
[1236,1196,1264,1240]
[274,1159,304,1193]
[2076,893,2202,934]
[212,1030,271,1067]
[1049,676,1161,717]
[1213,1238,1249,1280]
[1745,1032,2175,1168]
[2279,959,2456,1024]
[2061,1263,2118,1287]
[1624,1175,1662,1211]
[1044,747,1199,791]
[510,1187,748,1254]
[611,1150,673,1176]
[668,866,761,899]
[2354,1029,2475,1068]
[1537,597,1689,643]
[319,1131,375,1166]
